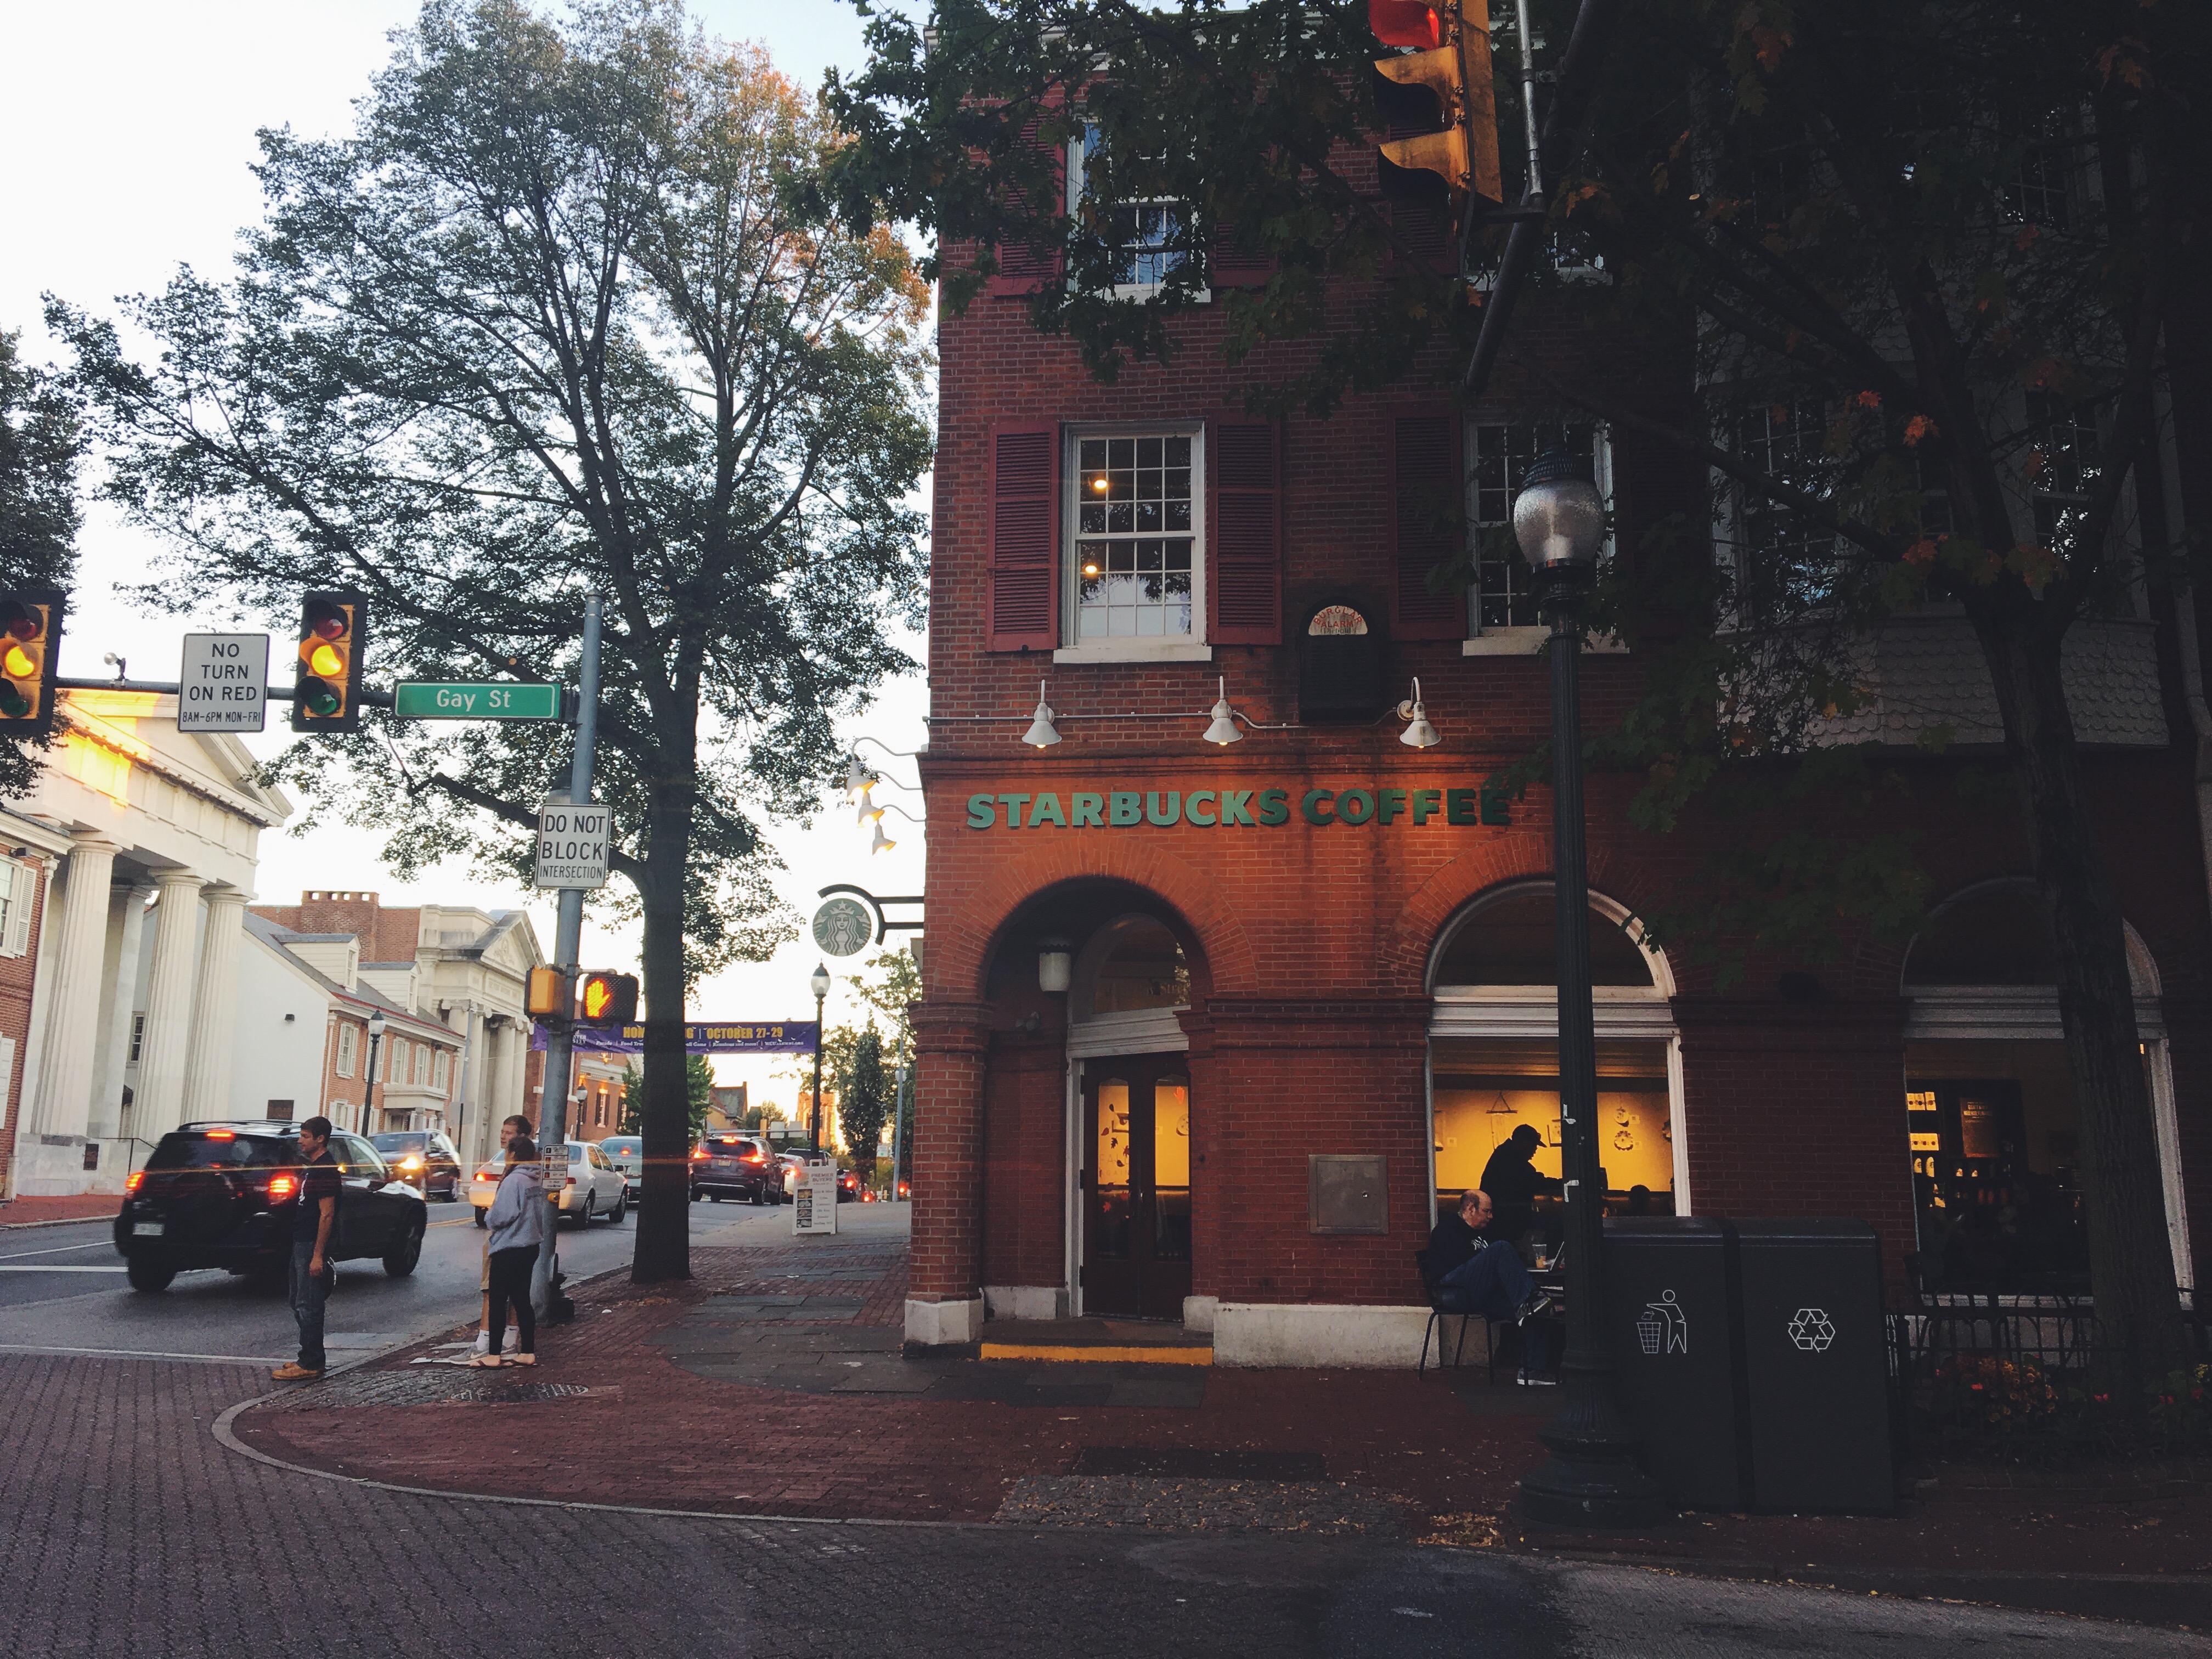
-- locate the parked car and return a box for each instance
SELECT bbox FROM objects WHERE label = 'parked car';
[598,1135,646,1195]
[692,1133,774,1204]
[114,1121,427,1292]
[369,1130,464,1201]
[471,1141,628,1226]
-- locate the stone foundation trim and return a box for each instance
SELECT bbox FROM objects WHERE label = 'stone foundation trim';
[904,1295,985,1346]
[1211,1301,1492,1369]
[983,1284,1064,1321]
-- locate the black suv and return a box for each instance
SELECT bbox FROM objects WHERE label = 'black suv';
[114,1121,429,1293]
[370,1129,464,1201]
[691,1133,774,1204]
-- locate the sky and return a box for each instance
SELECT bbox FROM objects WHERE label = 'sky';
[0,0,926,1118]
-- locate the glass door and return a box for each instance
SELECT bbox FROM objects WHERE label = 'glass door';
[1081,1055,1194,1320]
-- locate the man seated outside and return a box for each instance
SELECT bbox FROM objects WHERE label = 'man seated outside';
[1426,1188,1556,1384]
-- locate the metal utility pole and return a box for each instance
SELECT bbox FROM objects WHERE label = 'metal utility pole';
[808,963,831,1153]
[531,594,602,1321]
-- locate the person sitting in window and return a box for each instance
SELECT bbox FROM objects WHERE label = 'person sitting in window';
[1480,1124,1564,1246]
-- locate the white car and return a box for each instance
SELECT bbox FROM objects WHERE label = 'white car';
[470,1141,628,1227]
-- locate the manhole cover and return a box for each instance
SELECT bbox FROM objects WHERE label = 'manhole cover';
[263,1372,595,1410]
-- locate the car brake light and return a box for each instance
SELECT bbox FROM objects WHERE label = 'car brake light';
[268,1172,300,1201]
[691,1149,706,1160]
[400,1155,424,1170]
[125,1171,144,1193]
[563,1176,576,1187]
[206,1129,235,1141]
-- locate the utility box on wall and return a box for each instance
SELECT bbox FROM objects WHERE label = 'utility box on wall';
[1309,1155,1389,1234]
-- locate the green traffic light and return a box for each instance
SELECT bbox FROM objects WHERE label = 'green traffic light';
[0,682,30,718]
[300,679,342,716]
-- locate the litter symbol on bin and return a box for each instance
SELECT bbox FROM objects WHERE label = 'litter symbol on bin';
[1636,1289,1689,1355]
[1787,1307,1836,1352]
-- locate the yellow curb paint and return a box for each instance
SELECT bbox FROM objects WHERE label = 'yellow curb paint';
[978,1343,1214,1366]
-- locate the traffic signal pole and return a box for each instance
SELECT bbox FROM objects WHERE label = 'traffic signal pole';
[530,594,603,1323]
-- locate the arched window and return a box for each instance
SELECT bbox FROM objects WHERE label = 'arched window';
[1433,889,1657,989]
[1903,883,2057,986]
[1080,917,1190,1015]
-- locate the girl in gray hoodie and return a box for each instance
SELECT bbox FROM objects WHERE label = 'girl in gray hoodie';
[476,1136,548,1367]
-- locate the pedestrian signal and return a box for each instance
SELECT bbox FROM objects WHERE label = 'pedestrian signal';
[0,590,63,736]
[526,966,567,1018]
[1372,0,1503,215]
[576,972,638,1029]
[291,591,368,733]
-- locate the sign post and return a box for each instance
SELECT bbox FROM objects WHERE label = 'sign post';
[176,634,271,733]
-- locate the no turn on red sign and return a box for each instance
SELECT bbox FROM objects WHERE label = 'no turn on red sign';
[534,802,612,890]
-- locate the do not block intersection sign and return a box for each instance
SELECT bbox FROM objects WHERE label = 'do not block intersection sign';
[535,802,612,890]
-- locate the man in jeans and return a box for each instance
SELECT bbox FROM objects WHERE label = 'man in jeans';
[271,1115,341,1382]
[1426,1187,1555,1383]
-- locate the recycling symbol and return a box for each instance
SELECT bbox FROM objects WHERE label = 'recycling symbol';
[1786,1307,1836,1352]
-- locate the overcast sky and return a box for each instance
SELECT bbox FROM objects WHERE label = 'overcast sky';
[0,0,929,1114]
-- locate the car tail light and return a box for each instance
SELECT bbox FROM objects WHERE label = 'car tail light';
[477,1166,499,1181]
[563,1176,576,1187]
[125,1171,144,1193]
[268,1172,300,1201]
[206,1129,235,1141]
[400,1155,424,1171]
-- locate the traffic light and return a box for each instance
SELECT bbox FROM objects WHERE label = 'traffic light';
[291,590,368,733]
[0,590,63,736]
[526,966,567,1018]
[576,972,638,1029]
[1372,0,1503,216]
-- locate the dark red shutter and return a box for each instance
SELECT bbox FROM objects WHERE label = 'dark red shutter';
[988,120,1067,297]
[1206,411,1282,645]
[986,422,1061,652]
[1208,218,1278,289]
[1390,405,1465,640]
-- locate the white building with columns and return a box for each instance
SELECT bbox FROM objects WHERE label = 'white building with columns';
[7,689,291,1197]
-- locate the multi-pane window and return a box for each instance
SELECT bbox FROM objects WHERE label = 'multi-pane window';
[1733,399,1843,610]
[336,1023,357,1077]
[414,1044,430,1086]
[433,1049,449,1091]
[1468,424,1606,630]
[2001,110,2081,233]
[1075,126,1190,289]
[1074,434,1196,640]
[2024,391,2101,549]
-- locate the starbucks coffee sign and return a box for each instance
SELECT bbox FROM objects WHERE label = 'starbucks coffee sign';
[964,783,1511,831]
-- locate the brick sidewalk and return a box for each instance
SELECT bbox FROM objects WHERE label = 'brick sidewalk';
[225,1236,2212,1600]
[0,1194,121,1228]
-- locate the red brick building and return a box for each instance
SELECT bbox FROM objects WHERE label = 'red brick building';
[901,144,2212,1363]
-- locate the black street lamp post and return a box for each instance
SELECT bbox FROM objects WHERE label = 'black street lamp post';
[1513,448,1667,1528]
[362,1012,387,1139]
[809,963,832,1154]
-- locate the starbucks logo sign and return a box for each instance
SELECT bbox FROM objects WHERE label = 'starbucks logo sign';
[811,896,874,957]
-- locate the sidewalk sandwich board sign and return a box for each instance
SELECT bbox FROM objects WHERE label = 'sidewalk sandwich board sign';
[793,1160,839,1235]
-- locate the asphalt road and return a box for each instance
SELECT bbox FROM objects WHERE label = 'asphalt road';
[0,1192,800,1363]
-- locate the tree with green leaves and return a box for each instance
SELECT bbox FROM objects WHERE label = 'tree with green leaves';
[0,329,80,795]
[618,1052,715,1139]
[836,1022,890,1178]
[57,0,931,1283]
[827,0,2209,1375]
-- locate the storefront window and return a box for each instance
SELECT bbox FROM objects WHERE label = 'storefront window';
[1431,1037,1674,1220]
[1094,1078,1132,1259]
[1153,1076,1191,1260]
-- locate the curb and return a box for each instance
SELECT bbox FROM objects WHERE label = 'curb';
[0,1212,120,1231]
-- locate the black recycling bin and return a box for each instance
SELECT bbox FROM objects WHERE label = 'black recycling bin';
[1601,1218,1747,1509]
[1734,1219,1895,1514]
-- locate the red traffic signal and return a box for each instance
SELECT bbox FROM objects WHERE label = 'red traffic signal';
[0,591,64,736]
[291,590,368,733]
[576,971,638,1029]
[1372,0,1503,213]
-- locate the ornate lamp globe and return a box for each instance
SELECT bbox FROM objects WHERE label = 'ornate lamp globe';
[1512,447,1606,573]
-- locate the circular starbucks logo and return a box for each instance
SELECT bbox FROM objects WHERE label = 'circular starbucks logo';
[811,896,874,957]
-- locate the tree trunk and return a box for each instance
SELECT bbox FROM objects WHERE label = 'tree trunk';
[631,772,699,1284]
[1973,607,2186,1387]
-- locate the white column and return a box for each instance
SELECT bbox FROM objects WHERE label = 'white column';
[89,882,156,1141]
[29,837,121,1146]
[182,888,249,1121]
[132,871,205,1141]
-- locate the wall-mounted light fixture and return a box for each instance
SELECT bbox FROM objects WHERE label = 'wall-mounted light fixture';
[1203,677,1243,746]
[869,821,897,856]
[1037,935,1073,993]
[1397,678,1441,748]
[1022,681,1062,748]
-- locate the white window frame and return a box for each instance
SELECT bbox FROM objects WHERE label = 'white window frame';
[1068,126,1210,303]
[433,1049,449,1090]
[1054,422,1213,665]
[1462,421,1622,657]
[335,1023,357,1078]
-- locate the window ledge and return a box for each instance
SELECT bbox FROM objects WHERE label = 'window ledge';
[1463,628,1627,656]
[1054,641,1214,664]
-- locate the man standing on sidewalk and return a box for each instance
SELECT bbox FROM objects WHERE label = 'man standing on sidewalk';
[272,1115,341,1383]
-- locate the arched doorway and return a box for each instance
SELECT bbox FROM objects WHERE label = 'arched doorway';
[1426,883,1681,1233]
[1900,879,2188,1295]
[1069,916,1193,1319]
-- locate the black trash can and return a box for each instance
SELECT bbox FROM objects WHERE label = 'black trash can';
[1602,1217,1747,1509]
[1734,1218,1895,1514]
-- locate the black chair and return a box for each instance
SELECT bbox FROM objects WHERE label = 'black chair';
[1415,1248,1482,1377]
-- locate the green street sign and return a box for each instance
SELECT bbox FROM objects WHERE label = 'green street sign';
[393,681,561,720]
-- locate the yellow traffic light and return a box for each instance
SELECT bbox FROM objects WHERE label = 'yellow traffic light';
[0,591,63,735]
[1372,0,1503,213]
[292,591,368,732]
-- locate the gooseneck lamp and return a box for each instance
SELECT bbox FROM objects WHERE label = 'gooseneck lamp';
[1510,446,1662,1527]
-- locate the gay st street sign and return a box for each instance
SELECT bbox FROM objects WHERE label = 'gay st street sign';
[393,681,560,720]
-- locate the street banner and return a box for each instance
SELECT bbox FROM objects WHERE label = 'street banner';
[529,1020,819,1056]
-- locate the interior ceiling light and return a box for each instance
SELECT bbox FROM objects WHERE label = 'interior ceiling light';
[1203,676,1243,746]
[1398,677,1441,748]
[1022,681,1062,748]
[1091,475,1109,493]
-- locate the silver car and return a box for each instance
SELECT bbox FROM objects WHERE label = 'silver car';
[599,1135,646,1193]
